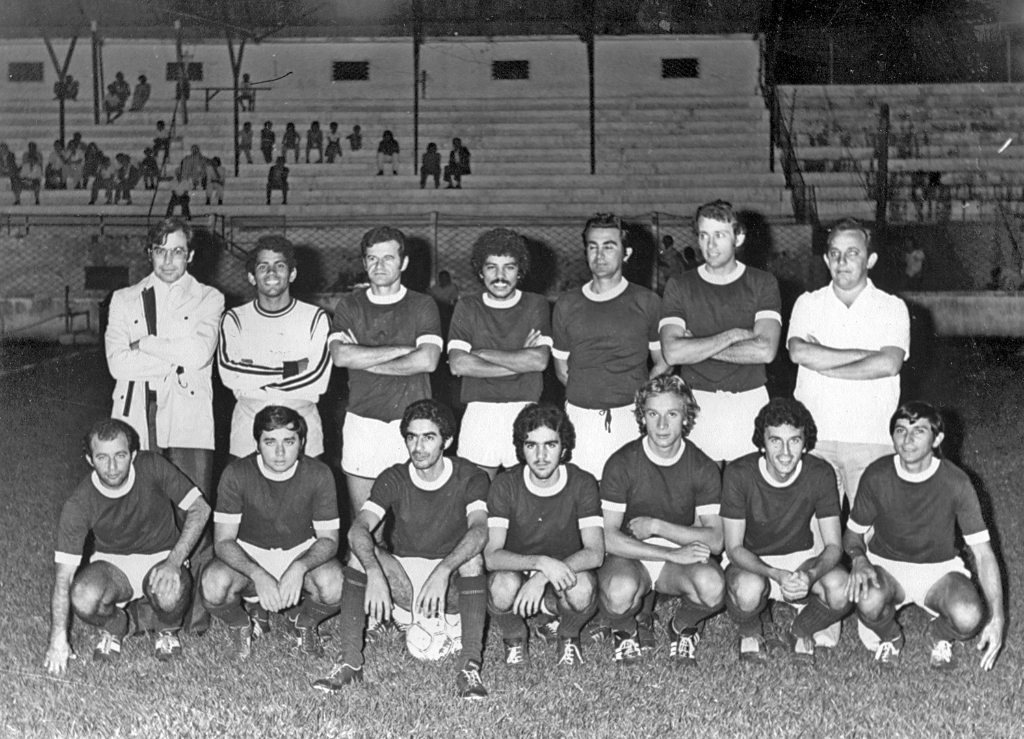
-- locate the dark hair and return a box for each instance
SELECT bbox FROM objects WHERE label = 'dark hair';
[694,200,743,236]
[211,157,221,168]
[513,403,575,465]
[437,270,452,286]
[247,235,296,275]
[83,418,140,458]
[426,142,437,153]
[148,217,193,251]
[827,218,874,255]
[470,227,530,279]
[633,374,699,437]
[400,399,457,442]
[360,225,406,259]
[253,405,307,448]
[753,397,817,453]
[889,401,944,444]
[582,213,624,245]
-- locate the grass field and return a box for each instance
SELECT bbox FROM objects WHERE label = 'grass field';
[2,340,1023,738]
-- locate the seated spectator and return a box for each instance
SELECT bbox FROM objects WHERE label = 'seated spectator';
[428,270,459,307]
[62,136,85,189]
[682,245,700,271]
[15,143,44,205]
[260,121,275,164]
[325,122,342,163]
[53,75,80,101]
[376,129,399,175]
[0,143,17,203]
[176,144,208,190]
[167,160,194,219]
[420,142,441,189]
[129,75,151,111]
[140,148,160,190]
[104,84,125,123]
[443,137,471,189]
[282,122,300,163]
[306,121,323,163]
[238,73,255,112]
[206,156,225,205]
[347,124,362,151]
[111,72,130,107]
[46,140,66,190]
[267,156,289,205]
[153,120,171,163]
[238,121,254,164]
[82,142,104,187]
[88,155,117,205]
[113,153,141,205]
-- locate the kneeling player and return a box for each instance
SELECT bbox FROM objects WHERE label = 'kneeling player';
[721,398,851,663]
[485,404,605,666]
[45,419,211,673]
[598,375,725,666]
[201,406,343,660]
[314,400,490,699]
[845,401,1003,671]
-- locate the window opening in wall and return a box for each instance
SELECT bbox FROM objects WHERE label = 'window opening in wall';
[333,62,370,81]
[661,58,699,79]
[492,60,530,80]
[166,62,203,81]
[9,62,44,82]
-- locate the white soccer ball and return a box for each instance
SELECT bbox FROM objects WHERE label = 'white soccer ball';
[405,613,462,661]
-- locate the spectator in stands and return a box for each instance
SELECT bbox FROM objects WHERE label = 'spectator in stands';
[154,121,171,163]
[63,136,85,189]
[238,73,255,112]
[325,122,342,163]
[89,155,117,205]
[306,121,324,163]
[176,144,208,190]
[376,130,399,175]
[53,75,79,101]
[656,234,685,294]
[443,137,471,189]
[206,156,225,206]
[113,153,141,205]
[421,142,441,189]
[167,173,192,219]
[105,84,126,124]
[267,156,289,205]
[0,143,17,203]
[260,121,275,164]
[141,147,160,190]
[176,75,191,103]
[346,124,362,151]
[129,75,151,112]
[238,122,254,164]
[112,72,130,107]
[46,140,65,190]
[82,142,104,187]
[428,270,459,307]
[15,143,44,205]
[282,122,300,163]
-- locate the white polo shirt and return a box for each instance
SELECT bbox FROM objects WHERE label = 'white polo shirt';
[788,279,909,445]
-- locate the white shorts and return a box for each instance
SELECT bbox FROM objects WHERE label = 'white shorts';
[457,401,529,469]
[92,550,171,607]
[230,399,324,458]
[342,413,408,478]
[689,386,769,463]
[391,556,450,626]
[565,402,639,480]
[238,538,316,602]
[639,537,677,586]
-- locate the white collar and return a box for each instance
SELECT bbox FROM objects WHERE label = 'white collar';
[758,456,803,488]
[697,261,746,285]
[409,457,453,491]
[366,285,407,305]
[523,464,567,497]
[829,277,878,307]
[92,464,137,499]
[642,436,685,467]
[148,271,190,297]
[582,278,628,302]
[257,455,299,481]
[482,290,522,309]
[893,455,941,482]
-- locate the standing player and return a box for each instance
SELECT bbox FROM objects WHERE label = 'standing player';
[721,398,851,663]
[218,235,332,459]
[105,217,224,495]
[552,214,667,480]
[659,201,781,464]
[201,406,343,660]
[486,404,605,666]
[44,419,211,673]
[598,375,725,666]
[788,219,909,507]
[845,402,1003,671]
[448,228,552,479]
[329,226,443,513]
[314,400,490,699]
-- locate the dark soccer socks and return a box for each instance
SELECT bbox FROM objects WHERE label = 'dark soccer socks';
[335,567,369,668]
[790,597,851,639]
[671,597,724,633]
[457,574,487,668]
[556,601,598,640]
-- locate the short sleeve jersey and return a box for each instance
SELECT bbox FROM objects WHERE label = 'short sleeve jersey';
[601,437,722,528]
[214,455,340,550]
[660,264,781,392]
[720,452,840,556]
[365,457,489,558]
[329,286,442,422]
[488,464,603,561]
[448,290,552,404]
[849,456,990,563]
[55,452,200,565]
[552,280,661,408]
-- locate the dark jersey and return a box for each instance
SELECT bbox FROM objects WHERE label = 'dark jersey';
[55,452,200,565]
[329,286,442,422]
[366,457,489,558]
[488,464,603,561]
[448,290,551,404]
[720,452,840,556]
[850,456,990,564]
[215,455,339,550]
[601,437,721,528]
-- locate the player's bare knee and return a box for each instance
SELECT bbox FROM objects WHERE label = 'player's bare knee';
[726,568,767,611]
[692,564,726,606]
[943,596,984,637]
[599,569,643,613]
[458,555,484,578]
[487,571,521,610]
[816,567,851,609]
[199,562,235,606]
[308,561,344,604]
[69,576,105,616]
[564,572,596,610]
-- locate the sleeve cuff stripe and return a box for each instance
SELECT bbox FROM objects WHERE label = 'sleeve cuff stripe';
[313,518,341,531]
[695,504,720,517]
[601,500,627,513]
[417,335,444,347]
[466,500,488,514]
[648,341,661,351]
[448,340,473,353]
[362,501,386,519]
[55,552,81,566]
[551,348,569,360]
[756,311,783,324]
[214,512,242,524]
[326,332,350,345]
[178,487,202,511]
[659,317,686,331]
[965,531,991,546]
[847,520,871,535]
[488,517,510,529]
[579,516,604,529]
[537,336,553,347]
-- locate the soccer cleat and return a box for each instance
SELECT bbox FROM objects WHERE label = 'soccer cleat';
[154,630,182,661]
[248,605,270,640]
[230,622,253,661]
[557,636,584,667]
[290,619,325,658]
[583,615,611,643]
[874,637,903,669]
[312,663,364,692]
[738,634,767,663]
[93,630,123,663]
[668,623,700,667]
[612,630,643,666]
[929,639,957,671]
[791,634,816,665]
[531,618,560,647]
[456,661,488,700]
[503,638,529,666]
[764,622,794,656]
[636,614,657,653]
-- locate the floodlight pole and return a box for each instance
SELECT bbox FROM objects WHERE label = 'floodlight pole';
[41,33,78,146]
[175,20,188,125]
[91,22,100,125]
[413,0,423,176]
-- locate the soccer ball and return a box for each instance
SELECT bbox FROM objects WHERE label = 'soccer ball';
[405,612,462,661]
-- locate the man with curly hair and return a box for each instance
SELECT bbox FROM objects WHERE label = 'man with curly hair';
[448,228,551,479]
[597,375,725,666]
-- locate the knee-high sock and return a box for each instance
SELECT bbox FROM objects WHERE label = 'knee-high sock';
[100,607,130,637]
[859,603,902,643]
[488,605,528,641]
[296,596,341,629]
[203,593,249,629]
[929,614,970,643]
[599,598,642,635]
[791,597,851,639]
[457,574,487,667]
[726,591,768,638]
[672,597,724,632]
[335,567,367,667]
[557,600,598,639]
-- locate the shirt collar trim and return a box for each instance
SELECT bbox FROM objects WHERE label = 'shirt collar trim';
[758,456,802,488]
[697,261,746,285]
[366,285,407,305]
[482,290,522,309]
[582,278,628,302]
[642,436,685,466]
[409,457,453,491]
[92,465,136,499]
[523,464,567,497]
[257,454,299,481]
